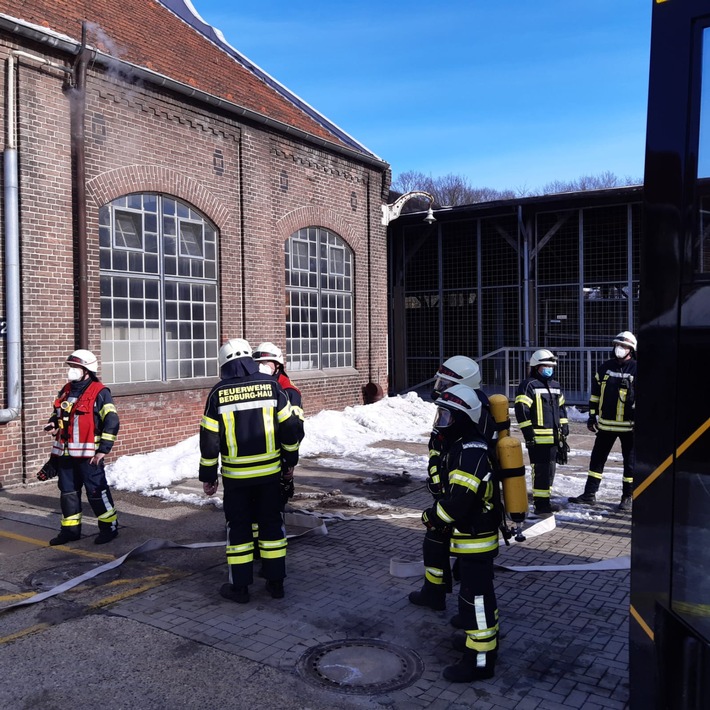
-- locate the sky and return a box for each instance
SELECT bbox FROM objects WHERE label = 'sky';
[186,0,652,194]
[105,393,622,525]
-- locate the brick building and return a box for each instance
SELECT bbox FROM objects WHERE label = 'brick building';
[0,0,390,487]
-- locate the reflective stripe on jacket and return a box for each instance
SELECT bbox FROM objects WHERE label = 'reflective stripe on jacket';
[589,357,637,432]
[51,380,119,457]
[514,373,568,445]
[199,373,301,485]
[429,436,499,559]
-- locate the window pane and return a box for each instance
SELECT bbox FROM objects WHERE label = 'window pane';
[100,194,219,384]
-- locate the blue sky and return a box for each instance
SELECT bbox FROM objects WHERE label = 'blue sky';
[189,1,652,193]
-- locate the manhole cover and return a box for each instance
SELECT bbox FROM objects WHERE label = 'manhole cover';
[27,561,121,591]
[298,639,423,695]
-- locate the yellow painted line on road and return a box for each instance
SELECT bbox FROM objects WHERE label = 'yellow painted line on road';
[0,591,36,603]
[630,604,654,641]
[0,623,51,645]
[89,571,187,608]
[634,416,710,499]
[0,530,114,561]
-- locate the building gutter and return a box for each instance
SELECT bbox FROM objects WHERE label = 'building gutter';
[0,15,389,172]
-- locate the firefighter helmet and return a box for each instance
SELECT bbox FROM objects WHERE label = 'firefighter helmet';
[66,349,98,373]
[434,384,482,427]
[529,349,557,367]
[432,355,481,399]
[218,338,252,367]
[612,331,637,352]
[253,342,284,366]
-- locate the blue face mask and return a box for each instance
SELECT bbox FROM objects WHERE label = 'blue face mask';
[540,367,554,378]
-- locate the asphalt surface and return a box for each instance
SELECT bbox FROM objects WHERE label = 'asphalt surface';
[0,422,631,709]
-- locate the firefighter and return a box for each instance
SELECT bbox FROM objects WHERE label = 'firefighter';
[569,331,637,511]
[200,338,301,603]
[419,385,500,683]
[253,341,305,499]
[514,349,569,516]
[410,355,497,611]
[42,349,120,545]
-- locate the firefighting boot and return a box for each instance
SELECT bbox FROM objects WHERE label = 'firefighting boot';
[533,498,559,515]
[219,583,249,604]
[49,526,81,546]
[409,584,446,611]
[618,481,633,512]
[94,526,119,545]
[265,580,285,599]
[443,650,496,683]
[568,477,599,505]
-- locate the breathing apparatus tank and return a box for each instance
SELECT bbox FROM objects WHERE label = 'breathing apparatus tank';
[489,394,528,542]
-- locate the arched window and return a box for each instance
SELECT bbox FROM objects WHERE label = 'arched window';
[285,227,353,371]
[99,194,219,384]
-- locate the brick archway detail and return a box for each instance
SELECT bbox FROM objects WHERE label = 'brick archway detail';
[86,165,231,226]
[275,206,361,250]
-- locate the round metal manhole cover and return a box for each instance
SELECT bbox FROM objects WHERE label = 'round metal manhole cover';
[297,639,423,695]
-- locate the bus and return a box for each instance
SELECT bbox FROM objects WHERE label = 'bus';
[631,1,710,707]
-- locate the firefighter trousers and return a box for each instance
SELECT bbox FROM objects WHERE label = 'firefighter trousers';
[528,443,557,502]
[222,477,286,587]
[421,527,452,597]
[588,429,634,495]
[54,455,118,533]
[457,555,499,669]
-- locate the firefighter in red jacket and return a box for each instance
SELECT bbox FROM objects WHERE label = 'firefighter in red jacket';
[200,339,301,603]
[42,349,120,545]
[253,342,305,504]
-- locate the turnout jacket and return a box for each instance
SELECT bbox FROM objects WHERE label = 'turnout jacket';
[428,389,497,496]
[589,357,637,433]
[49,378,119,458]
[515,372,569,445]
[277,371,305,444]
[424,429,499,559]
[199,372,300,486]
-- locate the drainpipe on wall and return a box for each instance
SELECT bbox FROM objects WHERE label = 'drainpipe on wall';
[1,52,74,423]
[519,205,531,348]
[70,24,90,349]
[1,55,21,423]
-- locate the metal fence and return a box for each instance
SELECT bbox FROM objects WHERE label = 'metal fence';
[388,191,641,404]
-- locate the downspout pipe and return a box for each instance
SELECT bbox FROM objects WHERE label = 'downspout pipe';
[1,55,21,423]
[1,52,73,423]
[71,24,90,349]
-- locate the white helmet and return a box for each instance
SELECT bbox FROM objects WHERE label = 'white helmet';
[613,331,637,352]
[434,384,482,427]
[432,355,481,399]
[530,349,557,368]
[66,349,98,373]
[218,338,252,367]
[253,342,284,366]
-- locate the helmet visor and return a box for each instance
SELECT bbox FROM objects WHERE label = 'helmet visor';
[433,407,456,429]
[432,376,455,397]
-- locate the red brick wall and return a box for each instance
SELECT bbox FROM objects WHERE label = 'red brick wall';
[0,39,389,488]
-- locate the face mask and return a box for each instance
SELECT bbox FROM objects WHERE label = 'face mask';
[540,367,554,378]
[614,346,630,359]
[67,367,84,382]
[258,363,275,375]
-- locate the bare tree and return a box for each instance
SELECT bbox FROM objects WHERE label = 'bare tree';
[391,170,642,207]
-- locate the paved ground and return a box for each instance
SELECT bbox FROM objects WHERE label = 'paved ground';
[0,422,630,709]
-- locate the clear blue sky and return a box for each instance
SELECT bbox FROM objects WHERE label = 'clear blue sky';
[189,0,652,193]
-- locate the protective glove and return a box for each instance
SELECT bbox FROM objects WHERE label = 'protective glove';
[587,416,598,433]
[556,439,570,465]
[280,469,295,503]
[37,458,58,481]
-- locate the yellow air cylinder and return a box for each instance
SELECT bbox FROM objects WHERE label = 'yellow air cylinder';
[496,435,528,523]
[488,394,510,438]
